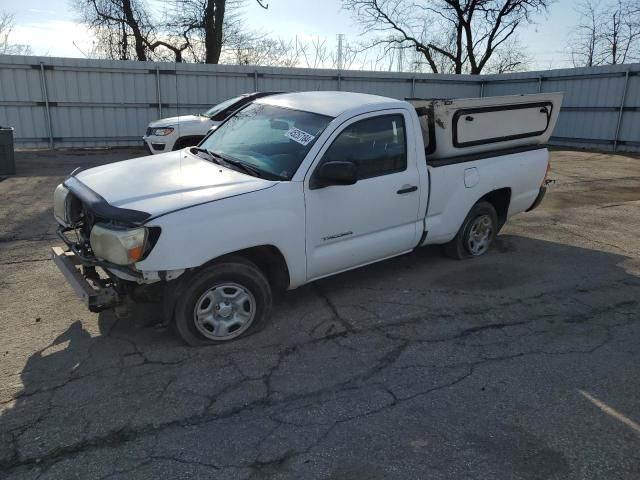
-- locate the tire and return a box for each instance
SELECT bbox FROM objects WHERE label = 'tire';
[172,257,272,346]
[444,201,498,260]
[172,138,188,151]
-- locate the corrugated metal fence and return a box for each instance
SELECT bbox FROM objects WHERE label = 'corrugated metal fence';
[0,55,638,152]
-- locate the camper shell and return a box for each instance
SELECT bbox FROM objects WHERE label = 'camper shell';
[409,93,563,161]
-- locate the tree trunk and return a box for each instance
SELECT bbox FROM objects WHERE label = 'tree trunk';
[204,0,226,64]
[121,23,128,60]
[611,12,618,64]
[121,0,147,61]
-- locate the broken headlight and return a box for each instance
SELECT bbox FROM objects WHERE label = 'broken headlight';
[90,224,148,265]
[53,184,82,227]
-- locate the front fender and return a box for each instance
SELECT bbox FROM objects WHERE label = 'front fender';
[136,183,307,288]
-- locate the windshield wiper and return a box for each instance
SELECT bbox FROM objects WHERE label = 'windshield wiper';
[189,147,221,164]
[208,151,270,179]
[194,148,283,181]
[221,158,263,178]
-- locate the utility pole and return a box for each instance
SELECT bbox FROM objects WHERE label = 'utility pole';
[336,33,344,71]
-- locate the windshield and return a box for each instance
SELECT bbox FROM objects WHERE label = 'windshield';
[199,103,332,180]
[202,95,245,118]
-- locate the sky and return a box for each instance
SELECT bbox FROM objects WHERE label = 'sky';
[3,0,579,70]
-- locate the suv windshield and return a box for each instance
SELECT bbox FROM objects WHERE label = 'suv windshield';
[200,103,332,180]
[202,96,245,118]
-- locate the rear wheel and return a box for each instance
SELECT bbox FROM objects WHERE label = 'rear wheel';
[173,257,272,345]
[444,201,498,260]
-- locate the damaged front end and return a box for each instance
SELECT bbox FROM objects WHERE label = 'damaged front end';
[51,246,121,312]
[51,175,159,313]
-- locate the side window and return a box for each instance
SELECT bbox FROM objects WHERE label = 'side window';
[322,114,407,179]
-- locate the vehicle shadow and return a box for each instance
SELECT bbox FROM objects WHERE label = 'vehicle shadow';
[1,235,639,477]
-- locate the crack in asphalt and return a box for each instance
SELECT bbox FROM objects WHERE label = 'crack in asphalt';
[0,258,50,266]
[1,238,639,478]
[312,283,355,333]
[1,294,637,477]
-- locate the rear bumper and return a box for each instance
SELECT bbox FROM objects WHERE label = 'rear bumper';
[526,186,547,212]
[51,247,118,310]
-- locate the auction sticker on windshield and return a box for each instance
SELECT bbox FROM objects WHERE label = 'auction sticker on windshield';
[285,127,315,146]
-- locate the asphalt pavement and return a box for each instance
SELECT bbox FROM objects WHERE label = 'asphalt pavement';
[0,147,639,479]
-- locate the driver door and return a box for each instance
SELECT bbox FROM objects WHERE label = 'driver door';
[304,111,422,280]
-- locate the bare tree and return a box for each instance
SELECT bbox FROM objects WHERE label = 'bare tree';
[220,34,363,69]
[300,37,330,68]
[74,0,269,63]
[168,0,269,64]
[485,36,530,72]
[600,0,640,64]
[74,0,153,60]
[0,11,32,55]
[222,34,301,66]
[75,0,192,61]
[570,0,640,66]
[342,0,553,74]
[570,0,599,67]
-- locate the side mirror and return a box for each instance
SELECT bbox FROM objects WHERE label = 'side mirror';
[315,161,357,187]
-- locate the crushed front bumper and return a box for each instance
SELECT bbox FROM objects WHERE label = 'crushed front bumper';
[51,246,119,311]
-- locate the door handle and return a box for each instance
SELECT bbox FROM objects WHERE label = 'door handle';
[397,185,418,194]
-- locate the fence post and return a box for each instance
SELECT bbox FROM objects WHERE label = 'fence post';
[537,76,543,93]
[155,66,162,118]
[254,70,258,91]
[411,77,416,98]
[337,73,342,91]
[613,69,630,152]
[479,81,485,98]
[38,62,54,149]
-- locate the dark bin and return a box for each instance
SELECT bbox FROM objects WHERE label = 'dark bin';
[0,127,16,175]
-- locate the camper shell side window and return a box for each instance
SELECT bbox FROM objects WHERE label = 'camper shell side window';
[414,106,437,157]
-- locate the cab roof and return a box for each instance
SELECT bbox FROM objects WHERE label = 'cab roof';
[256,91,404,118]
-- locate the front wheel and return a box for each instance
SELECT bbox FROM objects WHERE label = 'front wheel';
[444,201,498,260]
[173,257,272,345]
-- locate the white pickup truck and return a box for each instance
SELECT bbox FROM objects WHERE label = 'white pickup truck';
[52,91,560,345]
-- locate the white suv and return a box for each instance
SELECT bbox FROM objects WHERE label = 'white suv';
[142,92,281,154]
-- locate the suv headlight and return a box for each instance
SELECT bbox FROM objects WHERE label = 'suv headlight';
[53,184,82,226]
[152,127,174,136]
[90,224,148,265]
